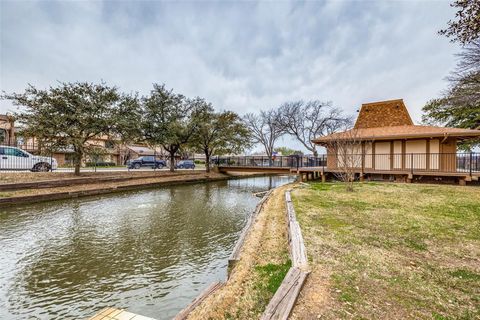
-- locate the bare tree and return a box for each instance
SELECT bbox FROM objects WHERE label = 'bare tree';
[277,100,352,157]
[325,128,366,192]
[244,109,284,162]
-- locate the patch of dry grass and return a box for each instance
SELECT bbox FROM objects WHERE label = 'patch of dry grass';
[291,182,480,320]
[187,185,290,320]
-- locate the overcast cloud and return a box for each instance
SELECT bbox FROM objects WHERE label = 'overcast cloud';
[0,0,459,150]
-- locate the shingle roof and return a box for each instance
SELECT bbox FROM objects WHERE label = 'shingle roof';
[313,125,480,144]
[314,99,480,145]
[354,99,413,129]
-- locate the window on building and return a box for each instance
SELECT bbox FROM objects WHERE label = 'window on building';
[105,140,116,149]
[0,129,6,143]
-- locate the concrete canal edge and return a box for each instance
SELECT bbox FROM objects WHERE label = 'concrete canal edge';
[175,185,310,320]
[0,173,277,207]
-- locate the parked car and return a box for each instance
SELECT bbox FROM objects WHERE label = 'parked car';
[0,146,57,172]
[175,160,195,169]
[127,156,166,169]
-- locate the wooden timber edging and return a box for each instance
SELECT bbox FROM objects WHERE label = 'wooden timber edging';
[173,281,225,320]
[284,191,308,268]
[261,189,309,320]
[261,267,308,320]
[0,172,191,192]
[0,174,270,207]
[228,189,274,269]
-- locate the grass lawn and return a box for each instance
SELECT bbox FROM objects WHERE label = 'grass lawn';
[291,182,480,320]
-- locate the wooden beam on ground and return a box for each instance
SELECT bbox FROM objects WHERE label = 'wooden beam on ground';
[285,191,308,268]
[174,282,225,320]
[261,267,309,320]
[261,189,310,320]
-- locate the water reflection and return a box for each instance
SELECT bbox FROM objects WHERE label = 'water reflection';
[0,175,294,320]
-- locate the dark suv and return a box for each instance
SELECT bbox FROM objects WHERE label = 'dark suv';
[175,160,195,169]
[127,156,166,169]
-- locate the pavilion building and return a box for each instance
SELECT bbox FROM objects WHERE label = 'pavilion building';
[312,99,480,183]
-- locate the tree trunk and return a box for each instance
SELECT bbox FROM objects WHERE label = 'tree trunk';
[169,152,175,172]
[266,147,273,166]
[74,163,81,176]
[74,151,82,176]
[205,152,211,173]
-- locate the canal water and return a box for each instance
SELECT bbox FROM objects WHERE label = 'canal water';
[0,175,295,320]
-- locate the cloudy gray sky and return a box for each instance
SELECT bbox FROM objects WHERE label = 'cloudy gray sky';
[0,0,459,150]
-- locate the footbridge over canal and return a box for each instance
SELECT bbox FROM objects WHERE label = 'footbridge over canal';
[214,155,326,179]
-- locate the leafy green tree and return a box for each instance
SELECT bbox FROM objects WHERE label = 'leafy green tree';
[424,3,480,150]
[86,145,108,166]
[274,146,303,156]
[422,43,480,133]
[2,82,138,175]
[192,105,251,172]
[141,84,203,171]
[423,96,480,130]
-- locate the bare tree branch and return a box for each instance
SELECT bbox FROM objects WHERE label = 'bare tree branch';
[325,128,367,192]
[243,109,284,160]
[277,100,352,156]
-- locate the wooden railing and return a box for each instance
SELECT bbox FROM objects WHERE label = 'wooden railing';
[215,153,480,175]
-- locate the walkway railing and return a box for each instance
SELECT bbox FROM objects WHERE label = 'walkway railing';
[215,153,480,175]
[215,156,326,170]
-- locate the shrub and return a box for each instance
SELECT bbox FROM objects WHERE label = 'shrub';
[85,161,116,167]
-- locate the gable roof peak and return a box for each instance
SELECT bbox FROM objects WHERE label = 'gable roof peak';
[354,99,414,129]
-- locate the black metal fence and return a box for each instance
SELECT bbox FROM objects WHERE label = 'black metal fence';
[214,155,326,170]
[0,142,200,172]
[2,143,479,175]
[215,153,480,175]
